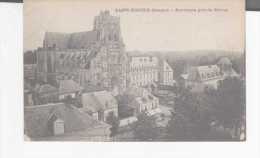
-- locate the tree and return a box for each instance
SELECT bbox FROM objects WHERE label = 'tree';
[213,77,245,138]
[166,86,213,140]
[165,112,189,141]
[106,114,119,137]
[132,113,161,141]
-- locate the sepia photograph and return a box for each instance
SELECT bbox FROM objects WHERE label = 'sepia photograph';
[23,0,245,141]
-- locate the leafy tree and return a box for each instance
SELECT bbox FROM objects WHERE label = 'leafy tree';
[106,114,119,137]
[166,87,213,140]
[213,77,245,138]
[165,113,189,141]
[132,113,161,141]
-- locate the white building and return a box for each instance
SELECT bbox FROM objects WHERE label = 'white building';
[181,57,239,92]
[182,65,223,92]
[159,60,175,86]
[128,53,175,87]
[129,87,160,115]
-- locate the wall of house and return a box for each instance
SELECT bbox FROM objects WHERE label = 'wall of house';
[53,120,65,135]
[104,108,118,122]
[158,59,175,86]
[136,99,158,114]
[59,93,76,100]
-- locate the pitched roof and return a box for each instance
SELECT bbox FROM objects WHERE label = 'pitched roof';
[81,91,118,112]
[59,80,82,94]
[68,31,98,49]
[188,65,221,82]
[37,84,58,94]
[217,57,232,65]
[44,32,71,49]
[43,31,98,49]
[24,103,109,138]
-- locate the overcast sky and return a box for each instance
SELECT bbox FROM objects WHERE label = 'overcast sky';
[24,0,245,52]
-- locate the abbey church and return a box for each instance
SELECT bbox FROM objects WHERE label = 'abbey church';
[36,11,174,93]
[37,11,128,91]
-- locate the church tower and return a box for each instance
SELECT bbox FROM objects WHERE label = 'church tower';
[93,11,128,93]
[94,10,123,44]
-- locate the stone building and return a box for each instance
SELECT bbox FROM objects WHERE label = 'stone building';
[183,65,223,92]
[181,57,239,92]
[129,87,160,116]
[36,11,175,94]
[58,79,82,100]
[35,84,59,104]
[128,53,175,87]
[81,90,118,122]
[36,11,128,93]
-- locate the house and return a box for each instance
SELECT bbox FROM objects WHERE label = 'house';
[81,90,118,122]
[129,89,160,116]
[58,79,82,100]
[24,103,111,141]
[158,60,176,86]
[217,57,239,78]
[181,57,239,92]
[35,84,59,104]
[183,65,223,92]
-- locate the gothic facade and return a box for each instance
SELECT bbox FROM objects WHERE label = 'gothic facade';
[36,11,128,92]
[36,11,175,94]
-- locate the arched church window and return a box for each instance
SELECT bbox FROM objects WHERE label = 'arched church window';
[114,34,118,41]
[108,34,112,41]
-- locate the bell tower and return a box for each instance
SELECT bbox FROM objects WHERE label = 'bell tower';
[94,10,123,45]
[93,11,128,93]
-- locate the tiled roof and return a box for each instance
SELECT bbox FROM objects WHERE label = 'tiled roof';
[59,80,82,94]
[81,91,118,112]
[37,84,58,94]
[44,32,71,49]
[24,103,109,138]
[68,31,98,49]
[44,31,97,49]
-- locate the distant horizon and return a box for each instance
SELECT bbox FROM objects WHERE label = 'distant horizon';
[24,47,244,54]
[24,0,245,53]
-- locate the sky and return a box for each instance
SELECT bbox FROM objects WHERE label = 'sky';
[24,0,245,52]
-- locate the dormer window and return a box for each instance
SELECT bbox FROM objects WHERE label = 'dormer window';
[48,114,65,136]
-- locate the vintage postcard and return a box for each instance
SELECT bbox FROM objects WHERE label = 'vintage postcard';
[24,0,245,141]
